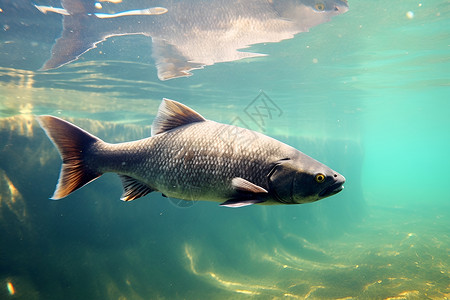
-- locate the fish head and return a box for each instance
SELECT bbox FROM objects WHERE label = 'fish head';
[268,156,345,204]
[271,0,348,30]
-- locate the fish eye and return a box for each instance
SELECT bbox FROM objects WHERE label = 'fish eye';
[315,3,325,11]
[315,173,325,183]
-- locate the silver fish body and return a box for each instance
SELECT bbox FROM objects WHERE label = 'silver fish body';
[36,0,348,80]
[37,99,345,207]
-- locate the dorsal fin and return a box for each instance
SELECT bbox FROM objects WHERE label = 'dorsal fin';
[151,99,206,136]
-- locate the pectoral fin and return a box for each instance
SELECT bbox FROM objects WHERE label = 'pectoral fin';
[231,177,268,194]
[220,178,268,207]
[220,199,265,208]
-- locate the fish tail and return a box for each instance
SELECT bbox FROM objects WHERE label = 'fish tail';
[36,116,103,199]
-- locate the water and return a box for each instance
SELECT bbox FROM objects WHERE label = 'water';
[1,0,449,299]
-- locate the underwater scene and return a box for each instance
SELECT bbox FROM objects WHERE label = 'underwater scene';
[0,0,449,299]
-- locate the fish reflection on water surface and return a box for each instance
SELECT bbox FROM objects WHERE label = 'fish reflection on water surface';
[35,0,349,80]
[37,99,345,208]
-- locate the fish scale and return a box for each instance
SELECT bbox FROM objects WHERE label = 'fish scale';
[136,121,275,200]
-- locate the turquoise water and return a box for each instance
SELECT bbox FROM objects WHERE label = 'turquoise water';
[1,0,449,299]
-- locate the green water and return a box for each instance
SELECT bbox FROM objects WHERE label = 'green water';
[0,0,449,299]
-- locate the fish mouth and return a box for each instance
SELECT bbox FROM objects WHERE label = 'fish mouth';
[319,181,344,198]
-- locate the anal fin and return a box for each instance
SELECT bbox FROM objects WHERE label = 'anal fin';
[119,175,154,201]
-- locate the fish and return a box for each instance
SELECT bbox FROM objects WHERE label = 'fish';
[37,99,345,207]
[36,0,349,80]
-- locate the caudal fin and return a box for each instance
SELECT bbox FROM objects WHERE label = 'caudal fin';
[37,116,102,199]
[38,0,103,71]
